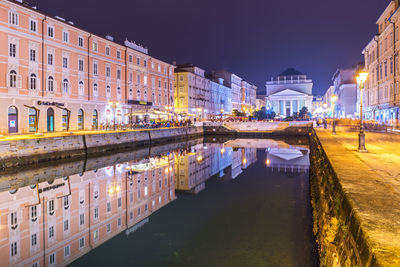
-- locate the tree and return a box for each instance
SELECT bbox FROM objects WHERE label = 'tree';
[298,106,310,119]
[253,107,276,120]
[232,109,246,117]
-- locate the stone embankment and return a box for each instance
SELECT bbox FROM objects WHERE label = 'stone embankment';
[310,129,400,266]
[0,127,203,169]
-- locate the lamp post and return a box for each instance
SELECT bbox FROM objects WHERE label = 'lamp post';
[109,101,120,130]
[331,94,337,135]
[356,71,369,152]
[323,103,328,129]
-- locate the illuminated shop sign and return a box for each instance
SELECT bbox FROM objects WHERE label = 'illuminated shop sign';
[128,100,152,106]
[38,183,66,193]
[37,101,65,107]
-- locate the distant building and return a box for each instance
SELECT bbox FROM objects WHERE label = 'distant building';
[206,73,232,116]
[323,86,335,110]
[332,68,358,118]
[214,71,243,111]
[255,97,266,111]
[312,96,324,115]
[241,80,257,114]
[265,68,313,117]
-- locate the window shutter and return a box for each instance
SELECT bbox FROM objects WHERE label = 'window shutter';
[17,75,22,89]
[37,78,40,91]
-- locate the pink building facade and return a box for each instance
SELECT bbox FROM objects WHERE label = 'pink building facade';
[0,0,175,134]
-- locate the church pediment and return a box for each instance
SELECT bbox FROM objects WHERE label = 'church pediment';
[269,89,309,97]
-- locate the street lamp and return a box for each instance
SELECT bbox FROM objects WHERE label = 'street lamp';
[109,101,120,130]
[356,71,369,152]
[331,94,338,135]
[323,103,328,129]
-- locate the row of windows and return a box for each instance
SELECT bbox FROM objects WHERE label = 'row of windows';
[7,9,171,78]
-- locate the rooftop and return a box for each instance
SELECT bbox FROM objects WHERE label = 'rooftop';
[278,68,305,77]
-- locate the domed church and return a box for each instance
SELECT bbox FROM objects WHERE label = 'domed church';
[265,68,313,117]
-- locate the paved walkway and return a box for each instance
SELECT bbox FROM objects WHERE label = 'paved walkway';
[0,127,183,142]
[316,128,400,266]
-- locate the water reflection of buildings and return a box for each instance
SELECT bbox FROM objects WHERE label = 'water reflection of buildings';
[0,138,307,266]
[174,141,259,192]
[0,156,175,267]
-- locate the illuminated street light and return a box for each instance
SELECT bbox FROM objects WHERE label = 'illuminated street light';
[109,101,120,130]
[356,70,369,152]
[331,94,337,135]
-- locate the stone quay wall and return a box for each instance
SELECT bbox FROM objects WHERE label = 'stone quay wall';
[0,127,204,169]
[309,130,378,266]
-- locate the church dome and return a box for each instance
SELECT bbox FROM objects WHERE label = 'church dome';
[278,68,305,78]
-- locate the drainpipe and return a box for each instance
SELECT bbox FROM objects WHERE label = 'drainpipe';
[41,16,47,97]
[390,16,398,107]
[87,34,92,102]
[374,35,380,118]
[124,47,129,125]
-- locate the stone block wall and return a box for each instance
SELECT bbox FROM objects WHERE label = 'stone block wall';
[0,127,204,169]
[309,130,378,266]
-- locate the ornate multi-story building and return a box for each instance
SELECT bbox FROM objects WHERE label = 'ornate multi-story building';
[362,0,400,125]
[265,68,313,117]
[0,0,175,134]
[174,65,233,120]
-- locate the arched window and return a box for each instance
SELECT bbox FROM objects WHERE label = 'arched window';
[136,89,140,100]
[9,70,17,88]
[78,81,84,95]
[63,79,69,94]
[93,83,98,96]
[47,108,55,132]
[30,74,36,90]
[78,109,84,130]
[117,87,121,95]
[106,85,111,94]
[48,76,54,92]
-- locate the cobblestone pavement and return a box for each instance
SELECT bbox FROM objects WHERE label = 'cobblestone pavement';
[316,128,400,265]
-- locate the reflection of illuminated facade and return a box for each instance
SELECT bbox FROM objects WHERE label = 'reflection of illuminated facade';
[241,148,257,169]
[0,159,175,267]
[174,144,212,194]
[266,147,310,172]
[231,149,243,179]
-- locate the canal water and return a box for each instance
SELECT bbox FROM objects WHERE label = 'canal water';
[0,138,318,267]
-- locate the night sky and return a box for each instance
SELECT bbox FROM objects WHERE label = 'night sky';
[32,0,389,95]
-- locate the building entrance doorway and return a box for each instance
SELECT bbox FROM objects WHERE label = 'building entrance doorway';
[47,108,54,132]
[28,108,37,133]
[8,106,18,134]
